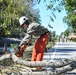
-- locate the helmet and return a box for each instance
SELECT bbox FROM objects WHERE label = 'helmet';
[19,16,28,26]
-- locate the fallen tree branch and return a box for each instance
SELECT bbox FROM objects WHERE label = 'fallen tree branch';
[0,54,76,75]
[11,54,73,68]
[0,54,11,61]
[54,62,76,74]
[19,62,76,75]
[19,71,52,75]
[0,54,75,68]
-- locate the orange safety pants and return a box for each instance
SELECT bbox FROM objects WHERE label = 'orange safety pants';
[31,33,50,62]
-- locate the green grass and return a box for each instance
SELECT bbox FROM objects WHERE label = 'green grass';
[46,42,55,49]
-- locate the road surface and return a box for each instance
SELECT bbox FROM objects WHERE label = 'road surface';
[43,42,76,74]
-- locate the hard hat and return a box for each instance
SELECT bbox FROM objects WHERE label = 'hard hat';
[19,16,28,26]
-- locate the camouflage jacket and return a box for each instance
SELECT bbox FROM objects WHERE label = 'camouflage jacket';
[19,22,49,46]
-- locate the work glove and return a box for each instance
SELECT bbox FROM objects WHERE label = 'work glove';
[15,45,26,57]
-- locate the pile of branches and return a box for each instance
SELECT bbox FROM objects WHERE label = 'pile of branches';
[0,53,76,75]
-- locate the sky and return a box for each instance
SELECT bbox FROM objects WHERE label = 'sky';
[34,0,68,35]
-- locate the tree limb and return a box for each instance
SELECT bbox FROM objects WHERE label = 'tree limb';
[0,54,11,61]
[0,53,75,68]
[0,54,76,75]
[12,55,73,68]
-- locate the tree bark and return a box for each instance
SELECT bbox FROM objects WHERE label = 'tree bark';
[0,54,76,75]
[0,54,11,61]
[12,55,73,68]
[19,62,76,75]
[0,54,75,67]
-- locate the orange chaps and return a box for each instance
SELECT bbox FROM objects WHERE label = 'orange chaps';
[31,32,50,62]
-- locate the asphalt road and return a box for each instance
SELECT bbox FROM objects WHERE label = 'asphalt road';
[43,42,76,74]
[43,42,76,61]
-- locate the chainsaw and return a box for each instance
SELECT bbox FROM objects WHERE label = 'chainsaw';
[10,45,26,57]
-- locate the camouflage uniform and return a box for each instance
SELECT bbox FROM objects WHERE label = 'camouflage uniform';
[19,22,49,46]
